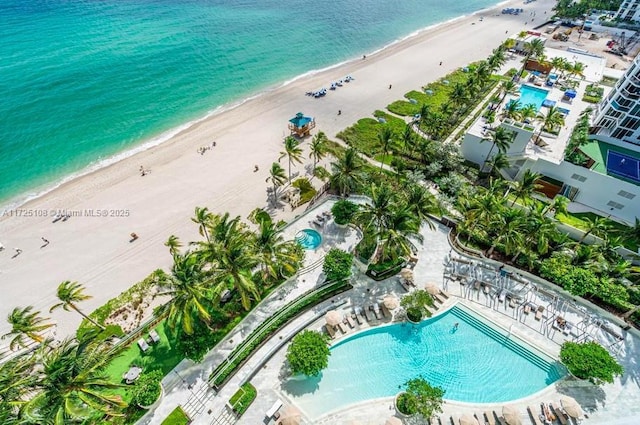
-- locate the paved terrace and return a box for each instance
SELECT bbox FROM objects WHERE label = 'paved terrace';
[140,201,640,425]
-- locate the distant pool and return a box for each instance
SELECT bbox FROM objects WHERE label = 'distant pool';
[295,229,322,250]
[282,305,565,419]
[516,84,549,111]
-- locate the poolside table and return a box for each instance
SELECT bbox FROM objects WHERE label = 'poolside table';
[124,366,143,384]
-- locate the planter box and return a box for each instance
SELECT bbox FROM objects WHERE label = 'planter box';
[138,384,164,410]
[394,392,415,418]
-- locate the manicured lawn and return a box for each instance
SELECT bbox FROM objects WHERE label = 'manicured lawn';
[161,406,191,425]
[104,320,182,403]
[336,110,407,157]
[556,211,639,251]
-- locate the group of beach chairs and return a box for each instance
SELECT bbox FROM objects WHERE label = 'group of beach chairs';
[426,400,581,425]
[311,211,332,228]
[306,75,354,98]
[323,303,392,339]
[136,329,160,353]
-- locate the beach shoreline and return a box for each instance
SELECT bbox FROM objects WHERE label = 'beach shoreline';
[0,0,556,339]
[2,0,507,213]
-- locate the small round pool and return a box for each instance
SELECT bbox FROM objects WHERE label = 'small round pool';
[295,229,322,250]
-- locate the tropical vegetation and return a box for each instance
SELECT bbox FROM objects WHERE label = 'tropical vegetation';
[286,330,331,377]
[323,248,354,282]
[396,377,445,418]
[560,341,624,385]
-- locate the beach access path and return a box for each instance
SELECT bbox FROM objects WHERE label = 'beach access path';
[0,0,556,339]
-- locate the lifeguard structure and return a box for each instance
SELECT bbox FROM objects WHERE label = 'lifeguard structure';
[288,112,315,137]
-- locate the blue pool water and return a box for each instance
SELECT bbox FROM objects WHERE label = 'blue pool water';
[517,85,549,111]
[295,229,322,250]
[282,305,565,419]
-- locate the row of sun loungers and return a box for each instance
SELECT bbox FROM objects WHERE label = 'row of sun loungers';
[324,303,393,339]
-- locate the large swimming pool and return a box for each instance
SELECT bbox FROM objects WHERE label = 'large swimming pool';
[516,84,549,111]
[282,305,565,419]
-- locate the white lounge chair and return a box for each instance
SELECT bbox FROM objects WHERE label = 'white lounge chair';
[535,306,544,321]
[149,329,160,344]
[352,311,362,325]
[265,399,283,419]
[372,303,382,320]
[527,405,543,425]
[324,324,336,339]
[337,320,349,334]
[137,338,150,353]
[345,315,356,328]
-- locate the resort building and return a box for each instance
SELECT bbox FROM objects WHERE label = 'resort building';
[614,0,640,23]
[462,47,640,227]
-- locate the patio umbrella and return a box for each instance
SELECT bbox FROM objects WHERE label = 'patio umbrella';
[400,268,413,280]
[502,406,522,425]
[324,310,342,327]
[383,295,399,310]
[560,396,583,418]
[385,417,402,425]
[278,406,301,425]
[425,282,440,295]
[459,414,479,425]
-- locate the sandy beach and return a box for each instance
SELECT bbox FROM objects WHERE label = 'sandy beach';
[0,0,556,339]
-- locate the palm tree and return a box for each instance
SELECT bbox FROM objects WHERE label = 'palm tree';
[266,162,287,204]
[0,355,37,424]
[551,56,569,78]
[308,131,328,175]
[578,216,611,244]
[519,38,545,79]
[330,147,364,196]
[403,184,441,230]
[510,169,542,206]
[400,123,415,157]
[567,61,586,80]
[487,209,526,257]
[157,253,215,334]
[279,136,303,181]
[542,195,569,217]
[211,229,261,311]
[356,183,395,236]
[480,126,513,174]
[487,46,506,73]
[497,80,519,108]
[377,125,393,174]
[50,281,104,330]
[192,206,213,243]
[501,99,522,121]
[519,103,538,122]
[450,83,468,112]
[536,106,565,139]
[485,152,510,177]
[2,306,53,350]
[378,205,423,262]
[253,212,301,281]
[512,206,556,262]
[165,235,182,258]
[22,338,127,423]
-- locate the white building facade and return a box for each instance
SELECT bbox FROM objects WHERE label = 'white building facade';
[614,0,640,22]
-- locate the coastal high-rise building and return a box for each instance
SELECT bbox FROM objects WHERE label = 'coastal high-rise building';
[592,53,640,145]
[614,0,640,22]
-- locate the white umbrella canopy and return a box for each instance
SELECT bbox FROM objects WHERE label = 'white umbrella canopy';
[385,417,403,425]
[325,310,342,326]
[383,295,399,310]
[278,406,301,425]
[459,414,479,425]
[560,396,584,418]
[400,268,413,279]
[425,282,440,295]
[502,406,522,425]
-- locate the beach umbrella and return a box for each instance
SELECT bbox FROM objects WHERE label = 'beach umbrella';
[560,396,583,418]
[385,417,402,425]
[502,406,522,425]
[425,282,440,295]
[400,268,413,280]
[325,310,342,327]
[459,414,479,425]
[383,295,399,310]
[278,406,301,425]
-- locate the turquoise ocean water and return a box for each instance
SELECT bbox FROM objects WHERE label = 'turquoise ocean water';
[0,0,498,206]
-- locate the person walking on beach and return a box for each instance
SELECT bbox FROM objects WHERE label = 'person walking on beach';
[338,109,341,115]
[13,248,22,259]
[40,237,49,248]
[439,61,443,66]
[389,84,392,89]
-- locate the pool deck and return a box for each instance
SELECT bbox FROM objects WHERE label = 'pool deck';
[140,199,640,425]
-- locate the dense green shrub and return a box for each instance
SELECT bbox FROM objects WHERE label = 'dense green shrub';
[132,370,164,407]
[406,307,423,323]
[323,248,354,282]
[560,341,624,385]
[401,290,434,320]
[397,377,445,418]
[286,330,331,376]
[229,383,257,417]
[331,200,359,225]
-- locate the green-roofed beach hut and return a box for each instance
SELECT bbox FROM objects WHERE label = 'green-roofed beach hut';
[288,112,315,137]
